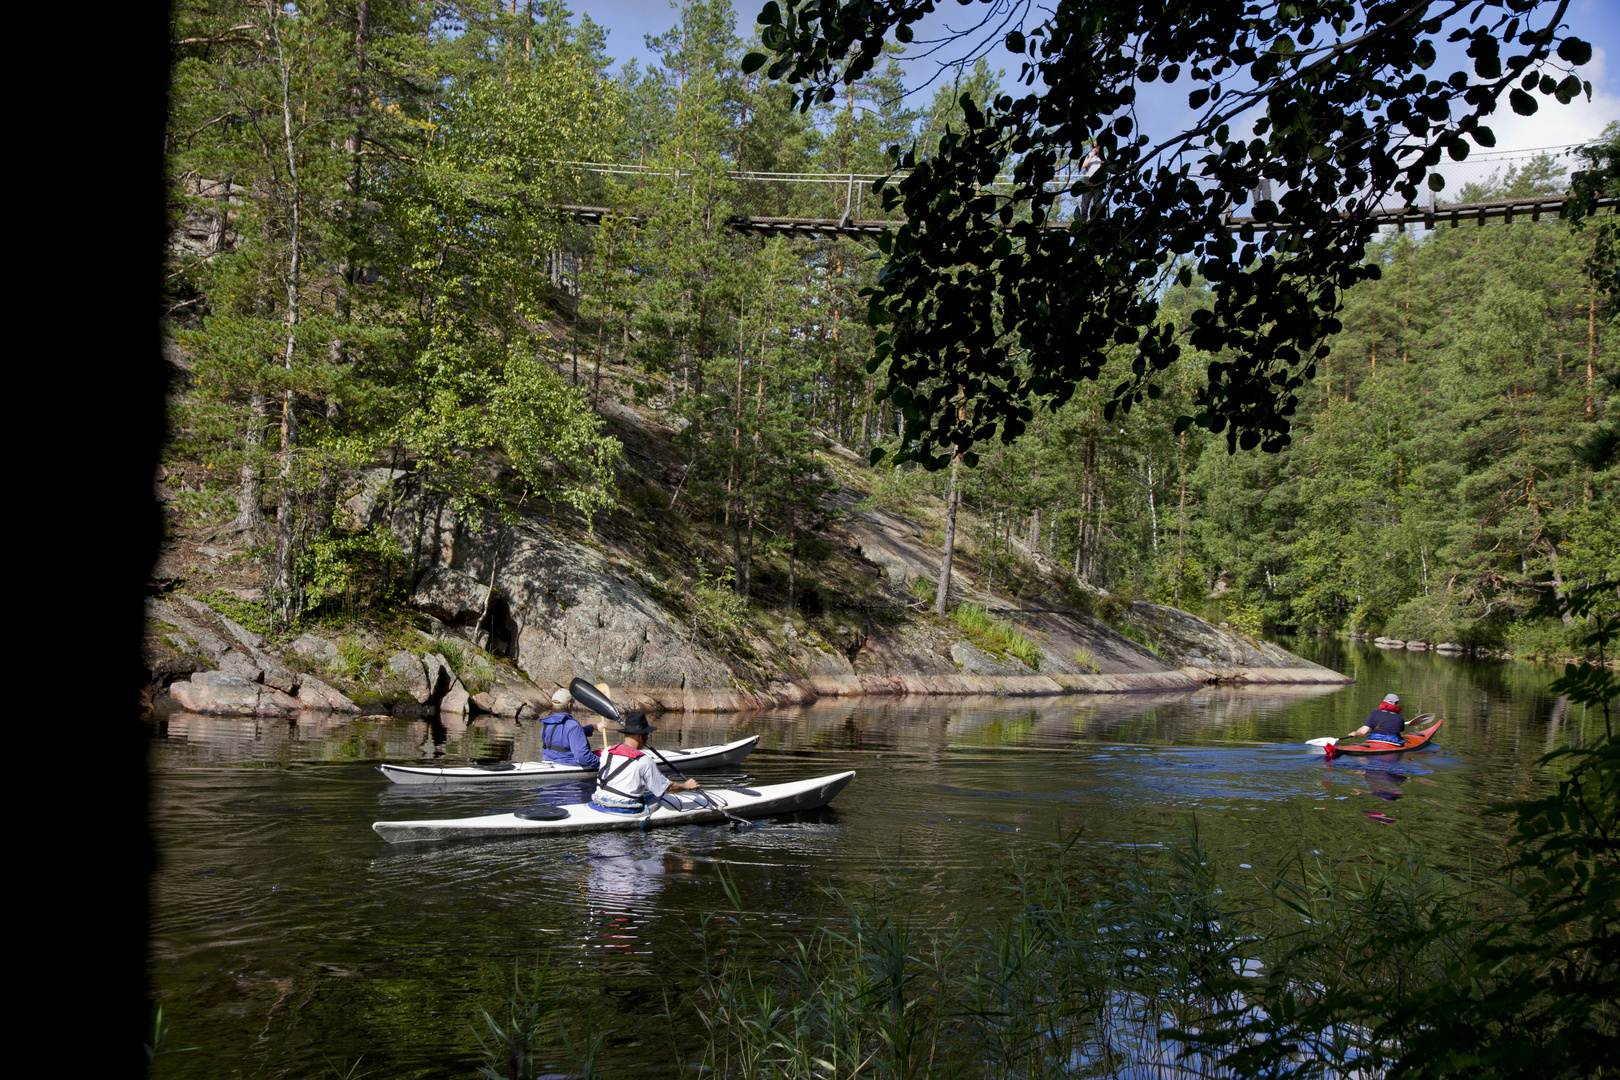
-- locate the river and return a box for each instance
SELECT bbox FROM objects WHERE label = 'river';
[146,640,1604,1079]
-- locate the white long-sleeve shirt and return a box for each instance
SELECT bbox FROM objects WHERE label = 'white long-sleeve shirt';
[594,745,671,807]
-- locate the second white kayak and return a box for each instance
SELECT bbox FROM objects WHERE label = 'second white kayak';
[378,735,760,785]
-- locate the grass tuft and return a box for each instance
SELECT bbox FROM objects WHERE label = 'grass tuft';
[951,603,1042,670]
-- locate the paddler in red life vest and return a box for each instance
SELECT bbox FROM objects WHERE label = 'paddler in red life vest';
[589,711,701,813]
[1345,694,1407,746]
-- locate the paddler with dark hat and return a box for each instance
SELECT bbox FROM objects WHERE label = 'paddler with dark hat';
[589,711,701,813]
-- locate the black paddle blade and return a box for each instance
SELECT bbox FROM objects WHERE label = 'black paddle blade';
[515,804,569,821]
[569,677,620,722]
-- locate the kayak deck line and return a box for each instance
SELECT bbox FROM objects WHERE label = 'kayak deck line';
[377,735,760,785]
[372,770,856,843]
[1324,718,1444,760]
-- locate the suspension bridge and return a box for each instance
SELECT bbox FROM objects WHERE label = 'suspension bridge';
[555,144,1615,240]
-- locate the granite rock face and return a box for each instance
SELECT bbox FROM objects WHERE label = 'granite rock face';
[950,641,1033,676]
[147,471,1344,717]
[147,599,230,662]
[1126,603,1351,684]
[363,478,737,698]
[386,651,433,704]
[411,566,491,625]
[295,675,360,712]
[169,671,302,716]
[290,633,340,665]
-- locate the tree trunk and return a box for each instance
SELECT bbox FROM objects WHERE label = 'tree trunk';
[934,455,961,615]
[786,504,797,612]
[230,391,270,538]
[1175,432,1188,606]
[740,364,765,600]
[1146,463,1158,554]
[267,0,304,624]
[1076,432,1101,584]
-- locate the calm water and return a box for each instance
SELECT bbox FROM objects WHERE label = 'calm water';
[147,642,1605,1079]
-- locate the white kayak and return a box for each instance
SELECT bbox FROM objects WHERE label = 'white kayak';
[373,770,855,843]
[377,735,760,786]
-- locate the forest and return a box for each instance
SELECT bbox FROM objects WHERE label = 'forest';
[164,0,1617,657]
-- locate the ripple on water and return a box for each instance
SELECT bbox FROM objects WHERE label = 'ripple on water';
[147,647,1598,1080]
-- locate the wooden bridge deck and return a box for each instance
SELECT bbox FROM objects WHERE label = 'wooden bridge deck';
[560,194,1616,240]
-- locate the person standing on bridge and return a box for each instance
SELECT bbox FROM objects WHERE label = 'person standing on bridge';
[1079,140,1105,215]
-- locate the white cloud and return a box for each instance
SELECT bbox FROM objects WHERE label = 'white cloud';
[1481,46,1620,152]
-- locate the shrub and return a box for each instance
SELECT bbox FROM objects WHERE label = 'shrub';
[297,526,407,618]
[1505,617,1586,659]
[428,639,465,675]
[908,574,935,605]
[334,638,374,681]
[691,566,748,645]
[1208,594,1265,637]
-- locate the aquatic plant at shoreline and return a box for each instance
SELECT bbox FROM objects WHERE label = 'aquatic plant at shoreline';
[682,741,1619,1080]
[476,959,607,1080]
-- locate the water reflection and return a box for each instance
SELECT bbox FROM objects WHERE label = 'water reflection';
[147,643,1606,1080]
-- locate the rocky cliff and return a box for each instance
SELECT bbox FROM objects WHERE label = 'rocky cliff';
[145,462,1347,718]
[146,382,1348,718]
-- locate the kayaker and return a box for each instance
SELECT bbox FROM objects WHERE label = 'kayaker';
[538,687,600,770]
[1345,693,1407,746]
[591,712,700,813]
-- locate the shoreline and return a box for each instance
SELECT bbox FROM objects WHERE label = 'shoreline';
[146,663,1354,720]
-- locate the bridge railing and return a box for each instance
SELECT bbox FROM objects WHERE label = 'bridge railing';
[548,143,1599,236]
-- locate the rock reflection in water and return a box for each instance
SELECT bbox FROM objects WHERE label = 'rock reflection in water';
[145,644,1604,1080]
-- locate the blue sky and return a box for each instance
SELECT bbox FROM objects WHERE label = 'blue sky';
[576,0,1620,154]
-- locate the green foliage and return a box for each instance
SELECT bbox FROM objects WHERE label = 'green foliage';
[197,590,275,642]
[907,574,935,605]
[1504,618,1586,660]
[297,528,406,618]
[1151,549,1206,609]
[426,639,464,677]
[475,960,555,1080]
[334,638,375,682]
[1072,647,1098,673]
[754,0,1593,464]
[1209,594,1264,638]
[690,566,750,646]
[492,350,623,520]
[951,602,1042,670]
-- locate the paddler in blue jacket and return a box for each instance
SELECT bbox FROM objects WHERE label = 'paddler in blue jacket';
[1345,693,1408,746]
[591,712,700,812]
[538,687,600,770]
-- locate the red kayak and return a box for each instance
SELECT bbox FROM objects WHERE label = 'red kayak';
[1324,716,1443,760]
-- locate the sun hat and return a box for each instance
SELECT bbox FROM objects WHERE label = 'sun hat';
[551,687,572,709]
[618,711,657,735]
[1383,693,1400,705]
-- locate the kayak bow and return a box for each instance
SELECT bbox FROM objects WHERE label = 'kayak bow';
[1324,718,1444,760]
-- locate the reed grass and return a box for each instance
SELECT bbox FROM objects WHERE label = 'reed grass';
[951,603,1043,671]
[684,827,1516,1080]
